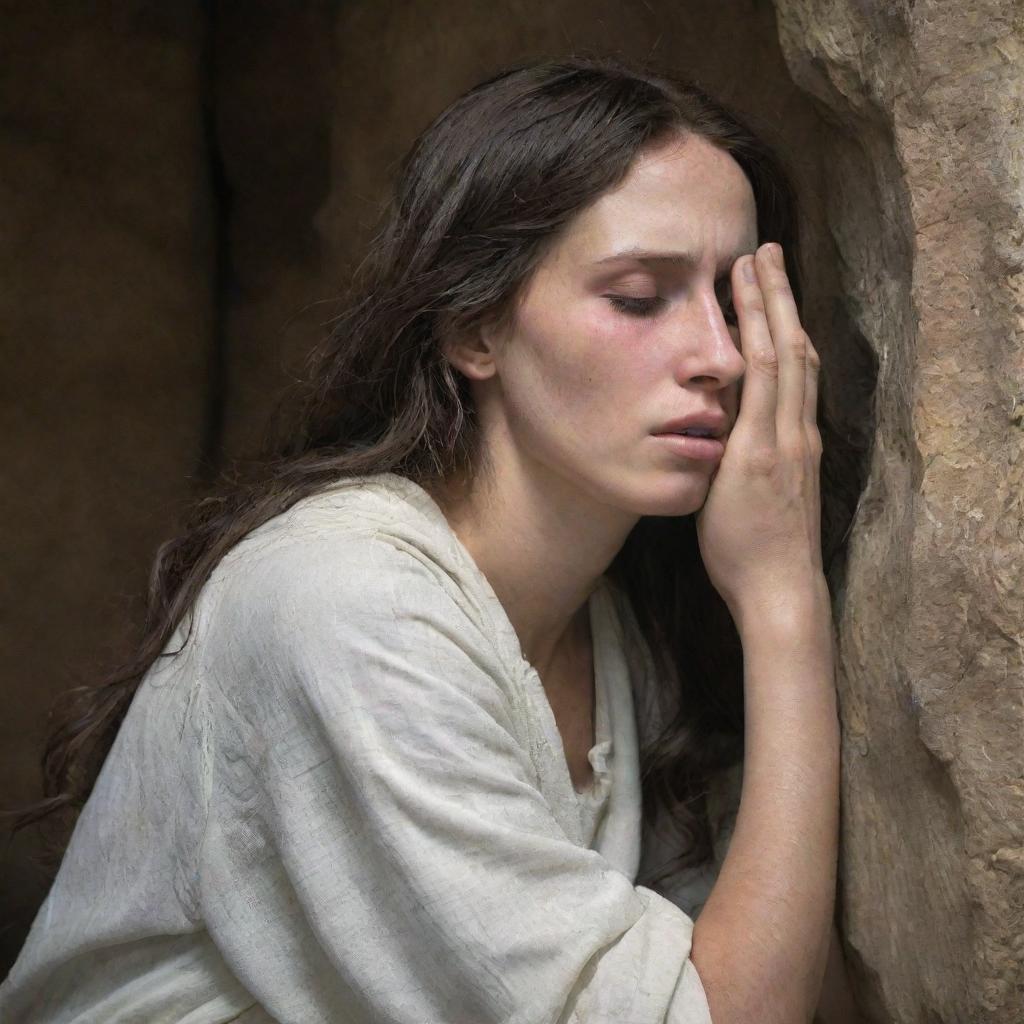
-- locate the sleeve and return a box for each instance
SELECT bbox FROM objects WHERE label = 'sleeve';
[195,531,713,1024]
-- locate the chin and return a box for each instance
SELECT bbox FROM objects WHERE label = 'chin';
[641,494,707,518]
[616,472,710,518]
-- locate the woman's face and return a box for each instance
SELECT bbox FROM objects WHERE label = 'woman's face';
[465,132,758,518]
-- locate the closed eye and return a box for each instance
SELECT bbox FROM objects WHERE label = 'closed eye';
[607,283,738,324]
[605,295,665,318]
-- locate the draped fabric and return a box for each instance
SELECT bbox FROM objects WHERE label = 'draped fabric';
[1,473,740,1023]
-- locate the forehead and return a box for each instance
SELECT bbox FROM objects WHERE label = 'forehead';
[552,133,759,272]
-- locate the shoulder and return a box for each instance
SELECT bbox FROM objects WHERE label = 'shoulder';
[190,474,513,714]
[204,473,482,632]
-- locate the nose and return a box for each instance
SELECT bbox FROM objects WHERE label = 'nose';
[674,285,747,392]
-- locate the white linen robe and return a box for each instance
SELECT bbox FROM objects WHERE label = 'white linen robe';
[0,472,741,1023]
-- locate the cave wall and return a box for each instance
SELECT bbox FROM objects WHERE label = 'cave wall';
[771,1,1024,1021]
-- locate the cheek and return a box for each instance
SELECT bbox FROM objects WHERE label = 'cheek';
[594,319,685,426]
[502,302,662,434]
[569,306,662,395]
[506,304,605,401]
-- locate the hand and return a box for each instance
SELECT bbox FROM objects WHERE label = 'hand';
[695,242,825,621]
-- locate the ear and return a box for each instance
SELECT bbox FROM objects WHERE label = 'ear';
[441,322,503,382]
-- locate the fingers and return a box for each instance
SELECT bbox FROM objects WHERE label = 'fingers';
[733,243,821,456]
[731,251,778,446]
[754,244,806,445]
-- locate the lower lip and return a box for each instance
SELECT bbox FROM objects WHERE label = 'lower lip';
[653,433,726,461]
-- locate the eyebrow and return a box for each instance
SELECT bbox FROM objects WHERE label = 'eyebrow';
[592,247,754,272]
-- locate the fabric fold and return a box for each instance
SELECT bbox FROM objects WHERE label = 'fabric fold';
[0,472,716,1024]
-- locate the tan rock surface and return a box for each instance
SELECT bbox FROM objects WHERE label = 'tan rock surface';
[773,1,1024,1020]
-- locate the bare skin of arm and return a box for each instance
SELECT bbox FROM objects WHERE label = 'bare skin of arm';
[691,588,839,1024]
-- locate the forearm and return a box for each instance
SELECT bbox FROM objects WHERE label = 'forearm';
[691,583,840,1024]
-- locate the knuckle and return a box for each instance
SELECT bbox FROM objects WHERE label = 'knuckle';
[740,293,766,316]
[751,351,779,377]
[780,437,806,462]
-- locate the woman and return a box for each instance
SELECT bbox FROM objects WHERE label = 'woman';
[3,56,852,1022]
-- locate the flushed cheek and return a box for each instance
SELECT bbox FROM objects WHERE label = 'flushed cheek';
[585,312,667,402]
[499,320,595,431]
[550,312,663,443]
[515,305,611,397]
[575,306,659,379]
[510,304,656,438]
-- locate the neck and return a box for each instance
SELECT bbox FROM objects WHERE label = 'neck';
[427,452,638,679]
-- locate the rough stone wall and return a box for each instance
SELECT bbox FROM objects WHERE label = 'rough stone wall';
[772,2,1024,1021]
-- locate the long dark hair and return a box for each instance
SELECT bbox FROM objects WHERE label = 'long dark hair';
[19,55,811,872]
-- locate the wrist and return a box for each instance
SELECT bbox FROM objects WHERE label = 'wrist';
[734,583,839,709]
[728,574,834,637]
